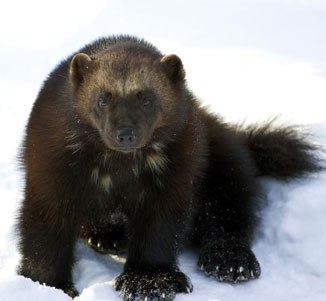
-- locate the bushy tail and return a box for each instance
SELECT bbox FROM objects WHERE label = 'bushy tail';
[237,119,324,180]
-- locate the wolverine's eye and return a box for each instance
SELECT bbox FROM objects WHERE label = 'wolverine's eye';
[98,92,112,108]
[143,98,152,107]
[137,91,153,108]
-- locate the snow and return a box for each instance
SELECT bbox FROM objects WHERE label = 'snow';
[1,1,326,300]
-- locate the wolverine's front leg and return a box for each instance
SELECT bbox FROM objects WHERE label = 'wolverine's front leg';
[196,149,261,283]
[114,190,193,301]
[18,189,80,297]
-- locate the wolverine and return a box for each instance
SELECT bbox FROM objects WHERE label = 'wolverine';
[18,35,321,300]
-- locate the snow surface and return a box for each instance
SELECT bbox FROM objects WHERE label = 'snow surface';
[1,1,326,300]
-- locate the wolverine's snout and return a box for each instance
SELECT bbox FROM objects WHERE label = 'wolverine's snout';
[115,127,136,147]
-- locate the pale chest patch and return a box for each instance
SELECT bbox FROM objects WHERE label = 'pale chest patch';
[90,142,169,191]
[145,152,169,175]
[144,142,169,187]
[146,143,169,174]
[91,166,113,193]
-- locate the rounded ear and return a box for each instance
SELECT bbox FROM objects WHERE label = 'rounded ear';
[160,54,185,82]
[69,53,92,86]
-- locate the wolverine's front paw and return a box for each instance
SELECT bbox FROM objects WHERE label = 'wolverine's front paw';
[198,239,261,283]
[114,267,193,301]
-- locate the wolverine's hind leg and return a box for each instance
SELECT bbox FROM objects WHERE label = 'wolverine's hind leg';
[195,146,261,282]
[81,224,128,255]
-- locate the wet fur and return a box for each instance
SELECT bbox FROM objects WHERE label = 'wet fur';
[17,36,321,300]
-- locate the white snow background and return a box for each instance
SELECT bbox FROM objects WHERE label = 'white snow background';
[1,0,326,300]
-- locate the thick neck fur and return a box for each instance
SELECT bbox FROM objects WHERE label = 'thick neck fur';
[65,86,194,174]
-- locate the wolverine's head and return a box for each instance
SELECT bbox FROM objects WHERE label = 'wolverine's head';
[69,41,186,153]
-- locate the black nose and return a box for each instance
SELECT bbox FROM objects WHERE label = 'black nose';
[115,128,136,146]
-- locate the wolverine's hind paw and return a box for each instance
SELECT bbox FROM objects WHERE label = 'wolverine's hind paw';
[83,229,127,255]
[198,240,261,283]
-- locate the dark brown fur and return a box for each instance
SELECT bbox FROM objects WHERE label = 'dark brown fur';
[17,36,321,300]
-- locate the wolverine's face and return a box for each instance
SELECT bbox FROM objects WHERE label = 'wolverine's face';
[69,47,185,153]
[88,88,161,153]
